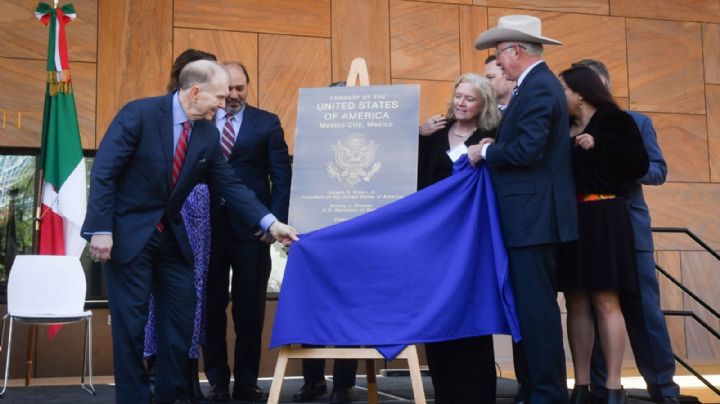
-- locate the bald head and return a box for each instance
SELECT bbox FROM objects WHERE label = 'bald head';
[178,60,230,120]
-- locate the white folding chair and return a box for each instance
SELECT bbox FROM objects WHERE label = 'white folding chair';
[0,255,94,397]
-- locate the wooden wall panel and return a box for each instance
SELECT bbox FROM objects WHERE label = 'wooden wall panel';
[459,6,488,75]
[647,113,708,183]
[476,0,608,15]
[610,0,720,24]
[96,0,172,144]
[0,0,97,62]
[393,79,453,123]
[681,251,720,360]
[174,0,331,38]
[703,24,720,84]
[173,29,259,107]
[644,183,720,251]
[35,308,113,377]
[708,85,720,182]
[390,0,460,81]
[626,18,705,114]
[258,34,331,153]
[331,0,391,85]
[0,58,96,149]
[421,0,472,4]
[487,9,629,98]
[656,251,687,357]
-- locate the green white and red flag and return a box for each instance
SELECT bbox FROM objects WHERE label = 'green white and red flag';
[35,2,86,258]
[35,2,87,338]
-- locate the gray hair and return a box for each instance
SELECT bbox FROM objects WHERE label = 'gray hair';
[178,60,225,90]
[446,73,501,132]
[517,41,544,56]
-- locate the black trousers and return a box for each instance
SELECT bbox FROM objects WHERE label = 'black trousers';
[301,350,358,389]
[425,336,496,404]
[105,229,195,404]
[203,224,271,391]
[507,244,568,404]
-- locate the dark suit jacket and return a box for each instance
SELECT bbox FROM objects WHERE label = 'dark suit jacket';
[81,93,270,264]
[212,105,291,240]
[626,112,666,252]
[485,62,578,248]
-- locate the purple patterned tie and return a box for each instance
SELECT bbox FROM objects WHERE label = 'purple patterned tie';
[221,115,235,159]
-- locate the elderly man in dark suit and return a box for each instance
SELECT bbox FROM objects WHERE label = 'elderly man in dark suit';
[470,15,578,404]
[82,60,298,404]
[202,62,292,403]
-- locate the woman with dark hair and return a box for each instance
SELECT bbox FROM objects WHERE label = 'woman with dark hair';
[144,48,216,403]
[557,66,649,404]
[417,73,501,404]
[166,48,217,92]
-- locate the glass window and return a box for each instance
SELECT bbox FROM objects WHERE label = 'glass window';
[0,154,37,304]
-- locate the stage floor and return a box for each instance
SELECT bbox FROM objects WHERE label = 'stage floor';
[0,376,703,403]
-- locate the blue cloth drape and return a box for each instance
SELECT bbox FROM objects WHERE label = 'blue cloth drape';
[271,157,521,359]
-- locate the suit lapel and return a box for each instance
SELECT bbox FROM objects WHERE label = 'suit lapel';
[233,105,258,157]
[496,62,548,141]
[159,95,175,193]
[173,122,204,195]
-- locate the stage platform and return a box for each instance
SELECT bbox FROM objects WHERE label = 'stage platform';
[0,376,704,403]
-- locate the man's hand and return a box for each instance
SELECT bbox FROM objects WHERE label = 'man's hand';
[254,229,275,244]
[419,114,447,136]
[468,138,495,166]
[90,234,113,263]
[575,133,595,150]
[268,221,299,246]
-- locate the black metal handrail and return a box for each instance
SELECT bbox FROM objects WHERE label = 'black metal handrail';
[663,310,720,396]
[655,264,720,321]
[652,227,720,261]
[651,227,720,397]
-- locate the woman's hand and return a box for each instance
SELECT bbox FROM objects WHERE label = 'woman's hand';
[575,133,595,150]
[419,114,447,136]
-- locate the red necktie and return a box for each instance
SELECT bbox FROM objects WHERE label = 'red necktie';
[221,115,235,159]
[157,120,191,232]
[172,120,191,189]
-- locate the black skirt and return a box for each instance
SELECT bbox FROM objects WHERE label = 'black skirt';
[557,198,638,292]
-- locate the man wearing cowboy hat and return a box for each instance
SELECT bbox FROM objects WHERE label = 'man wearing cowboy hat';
[468,15,578,404]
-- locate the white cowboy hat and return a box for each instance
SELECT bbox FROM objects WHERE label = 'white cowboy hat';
[475,15,562,50]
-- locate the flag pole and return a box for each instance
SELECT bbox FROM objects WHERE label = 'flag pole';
[27,0,59,387]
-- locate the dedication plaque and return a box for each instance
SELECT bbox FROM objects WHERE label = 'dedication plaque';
[289,84,421,234]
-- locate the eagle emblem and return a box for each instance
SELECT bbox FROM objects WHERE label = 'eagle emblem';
[327,132,382,187]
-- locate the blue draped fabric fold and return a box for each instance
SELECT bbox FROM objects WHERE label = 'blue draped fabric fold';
[271,156,521,359]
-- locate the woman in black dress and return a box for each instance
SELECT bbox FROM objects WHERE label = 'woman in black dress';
[418,73,501,404]
[557,66,649,404]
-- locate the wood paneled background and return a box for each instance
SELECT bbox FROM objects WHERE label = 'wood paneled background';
[1,0,719,376]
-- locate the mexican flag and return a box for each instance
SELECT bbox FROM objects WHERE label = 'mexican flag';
[36,2,87,337]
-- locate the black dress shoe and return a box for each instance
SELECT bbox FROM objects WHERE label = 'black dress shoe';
[232,385,269,402]
[204,384,230,402]
[329,387,353,404]
[293,380,328,401]
[657,398,680,404]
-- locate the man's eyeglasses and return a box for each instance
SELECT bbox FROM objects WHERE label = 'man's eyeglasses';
[495,44,525,57]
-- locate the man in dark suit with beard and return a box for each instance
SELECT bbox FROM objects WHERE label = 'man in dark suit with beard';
[83,60,298,404]
[470,15,578,404]
[202,62,292,402]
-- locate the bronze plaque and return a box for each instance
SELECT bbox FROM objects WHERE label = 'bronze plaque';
[289,85,420,233]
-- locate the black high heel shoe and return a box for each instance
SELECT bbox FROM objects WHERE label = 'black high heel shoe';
[570,384,592,404]
[606,387,627,404]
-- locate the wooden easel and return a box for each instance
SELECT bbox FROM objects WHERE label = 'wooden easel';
[266,58,427,404]
[267,345,426,404]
